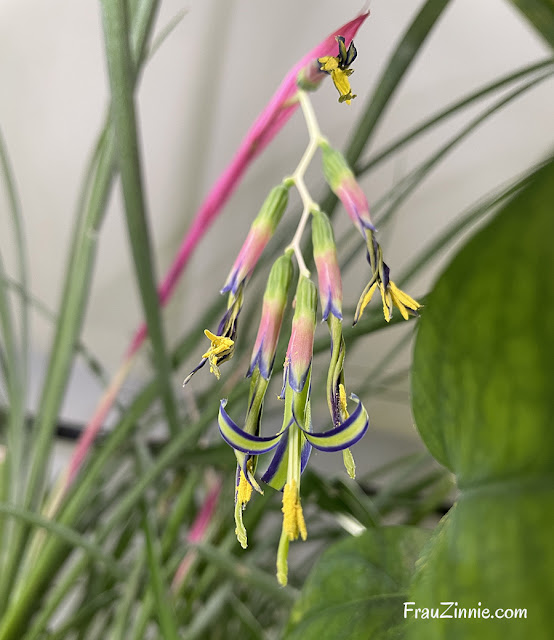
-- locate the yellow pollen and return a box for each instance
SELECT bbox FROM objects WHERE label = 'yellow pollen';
[338,383,350,419]
[282,480,307,541]
[236,470,253,506]
[202,329,234,379]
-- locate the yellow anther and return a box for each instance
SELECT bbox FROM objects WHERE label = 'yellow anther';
[236,469,253,506]
[331,69,356,104]
[282,480,307,541]
[338,383,350,419]
[202,329,234,379]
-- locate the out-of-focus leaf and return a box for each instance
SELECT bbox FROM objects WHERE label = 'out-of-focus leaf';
[409,158,554,638]
[508,0,554,48]
[285,527,431,640]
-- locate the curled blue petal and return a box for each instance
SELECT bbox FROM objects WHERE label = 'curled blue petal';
[218,399,287,455]
[292,394,369,452]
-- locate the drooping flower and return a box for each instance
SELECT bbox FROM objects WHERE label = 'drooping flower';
[247,252,293,380]
[311,209,343,322]
[318,36,358,104]
[230,253,293,548]
[183,288,243,385]
[312,210,356,477]
[222,184,290,296]
[184,185,289,385]
[218,276,369,584]
[321,141,421,323]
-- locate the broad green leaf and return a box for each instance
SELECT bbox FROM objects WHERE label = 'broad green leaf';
[411,158,554,482]
[508,0,554,49]
[408,491,554,639]
[409,158,554,639]
[285,527,430,640]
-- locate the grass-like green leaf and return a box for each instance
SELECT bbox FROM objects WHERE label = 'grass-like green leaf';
[100,0,179,436]
[346,0,453,166]
[358,57,554,174]
[508,0,554,48]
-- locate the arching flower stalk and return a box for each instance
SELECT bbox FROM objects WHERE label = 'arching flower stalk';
[321,141,422,323]
[186,24,422,585]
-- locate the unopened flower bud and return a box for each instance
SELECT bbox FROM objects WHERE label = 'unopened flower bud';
[282,276,317,394]
[320,142,375,233]
[311,210,342,321]
[222,184,290,295]
[248,253,293,379]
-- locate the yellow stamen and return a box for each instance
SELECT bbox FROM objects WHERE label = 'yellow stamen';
[331,69,356,104]
[338,384,356,479]
[236,470,253,506]
[379,283,392,322]
[202,329,234,379]
[318,56,339,72]
[338,383,350,419]
[282,479,307,541]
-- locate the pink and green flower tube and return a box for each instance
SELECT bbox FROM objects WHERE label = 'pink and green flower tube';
[222,184,290,296]
[321,141,375,234]
[321,141,421,324]
[247,252,293,380]
[280,276,318,396]
[311,209,343,322]
[219,253,293,548]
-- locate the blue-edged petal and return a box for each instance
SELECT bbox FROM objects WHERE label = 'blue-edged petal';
[293,394,369,452]
[219,399,287,455]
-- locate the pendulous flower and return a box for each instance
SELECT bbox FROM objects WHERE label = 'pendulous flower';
[321,141,421,324]
[184,184,289,385]
[230,253,293,548]
[218,276,369,584]
[318,36,358,104]
[222,184,290,296]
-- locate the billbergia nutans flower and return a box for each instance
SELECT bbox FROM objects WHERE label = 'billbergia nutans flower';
[184,184,290,385]
[57,14,369,509]
[218,276,369,584]
[321,141,422,323]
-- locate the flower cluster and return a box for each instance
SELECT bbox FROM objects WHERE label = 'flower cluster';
[185,32,420,585]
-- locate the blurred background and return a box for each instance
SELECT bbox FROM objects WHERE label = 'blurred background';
[0,0,552,476]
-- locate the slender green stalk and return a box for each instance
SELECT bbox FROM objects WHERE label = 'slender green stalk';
[0,503,123,576]
[140,501,180,640]
[358,58,554,174]
[0,127,28,389]
[508,0,554,48]
[100,0,179,436]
